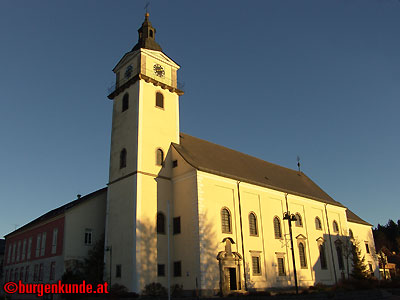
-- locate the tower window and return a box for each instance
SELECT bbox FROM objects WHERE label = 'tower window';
[249,212,258,236]
[156,92,164,108]
[173,261,181,277]
[277,257,286,276]
[252,256,261,275]
[157,264,165,277]
[116,264,121,278]
[149,29,153,38]
[122,93,129,112]
[157,212,165,234]
[173,217,181,234]
[156,148,164,166]
[120,148,127,169]
[349,229,354,239]
[273,216,282,239]
[221,208,231,233]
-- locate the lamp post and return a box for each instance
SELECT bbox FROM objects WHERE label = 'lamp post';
[283,211,298,295]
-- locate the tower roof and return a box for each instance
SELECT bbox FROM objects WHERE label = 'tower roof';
[132,13,162,52]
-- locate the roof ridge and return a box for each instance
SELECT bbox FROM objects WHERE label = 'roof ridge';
[179,132,302,175]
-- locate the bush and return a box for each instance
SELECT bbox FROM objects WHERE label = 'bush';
[142,282,167,297]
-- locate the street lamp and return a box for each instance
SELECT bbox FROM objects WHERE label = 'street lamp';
[283,211,299,295]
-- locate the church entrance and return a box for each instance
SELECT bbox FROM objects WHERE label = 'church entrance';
[217,238,243,295]
[228,268,237,290]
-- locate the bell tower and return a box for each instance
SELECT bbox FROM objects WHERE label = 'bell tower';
[105,13,183,292]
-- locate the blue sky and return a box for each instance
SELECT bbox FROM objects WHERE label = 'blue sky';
[1,0,399,238]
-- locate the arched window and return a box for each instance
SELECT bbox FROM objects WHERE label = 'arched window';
[336,243,344,270]
[298,242,307,268]
[120,148,127,169]
[349,229,354,239]
[122,93,129,112]
[157,213,165,234]
[295,213,303,227]
[333,220,339,233]
[319,243,327,269]
[273,217,282,239]
[221,208,231,233]
[315,217,322,230]
[156,149,164,166]
[249,212,258,236]
[156,92,164,108]
[149,29,154,38]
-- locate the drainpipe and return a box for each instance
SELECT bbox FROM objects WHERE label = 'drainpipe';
[236,181,247,291]
[324,204,337,284]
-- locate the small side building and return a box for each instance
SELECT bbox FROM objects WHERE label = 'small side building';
[2,188,106,285]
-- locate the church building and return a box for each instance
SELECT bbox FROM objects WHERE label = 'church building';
[2,14,378,296]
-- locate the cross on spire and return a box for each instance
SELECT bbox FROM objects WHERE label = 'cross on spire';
[144,1,150,14]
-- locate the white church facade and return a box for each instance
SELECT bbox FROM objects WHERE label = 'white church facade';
[2,14,378,296]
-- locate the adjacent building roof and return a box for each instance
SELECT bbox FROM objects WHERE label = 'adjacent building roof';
[4,188,107,238]
[346,209,372,226]
[173,133,346,207]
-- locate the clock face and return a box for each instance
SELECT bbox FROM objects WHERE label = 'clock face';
[125,65,133,79]
[153,64,165,78]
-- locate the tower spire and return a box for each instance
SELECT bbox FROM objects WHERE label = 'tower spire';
[132,12,162,52]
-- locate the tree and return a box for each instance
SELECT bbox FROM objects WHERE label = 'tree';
[350,241,369,280]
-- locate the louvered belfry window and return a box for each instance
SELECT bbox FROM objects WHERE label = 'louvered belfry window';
[221,208,231,233]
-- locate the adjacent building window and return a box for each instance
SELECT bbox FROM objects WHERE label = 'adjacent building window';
[10,269,14,282]
[7,245,11,263]
[33,265,38,282]
[333,220,339,233]
[273,217,282,239]
[120,148,127,169]
[157,264,165,277]
[16,240,21,262]
[25,266,30,282]
[156,92,164,108]
[20,267,24,281]
[122,93,129,112]
[52,228,58,254]
[252,256,261,275]
[156,148,164,166]
[36,235,41,257]
[365,243,370,254]
[336,244,344,270]
[249,212,258,236]
[173,217,181,234]
[315,217,322,230]
[50,262,56,280]
[319,243,328,269]
[12,242,16,262]
[27,237,32,260]
[116,264,122,278]
[295,213,303,227]
[85,229,92,245]
[277,257,286,276]
[22,239,27,261]
[39,264,44,281]
[298,242,307,268]
[221,208,232,233]
[157,212,165,234]
[40,232,46,256]
[173,261,182,277]
[14,268,18,281]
